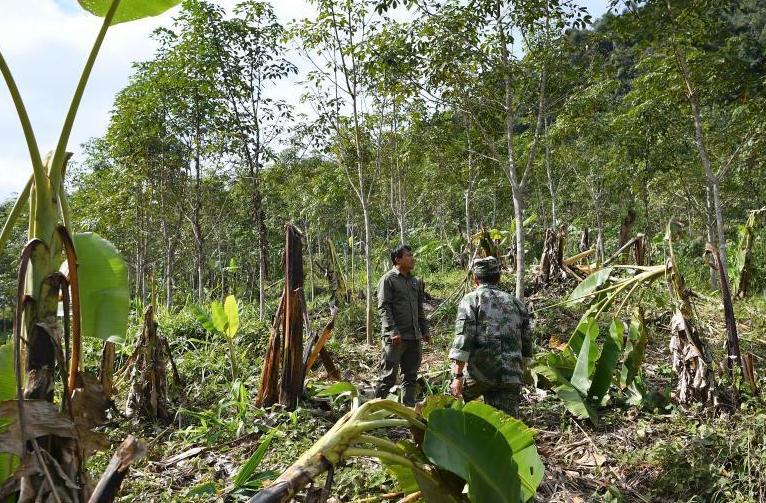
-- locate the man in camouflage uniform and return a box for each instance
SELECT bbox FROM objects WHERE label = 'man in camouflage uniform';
[449,256,533,417]
[375,244,431,406]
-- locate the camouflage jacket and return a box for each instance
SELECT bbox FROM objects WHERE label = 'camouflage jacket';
[377,268,429,340]
[449,284,533,385]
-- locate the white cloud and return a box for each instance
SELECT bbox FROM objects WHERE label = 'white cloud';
[0,0,179,200]
[0,0,318,202]
[0,0,605,202]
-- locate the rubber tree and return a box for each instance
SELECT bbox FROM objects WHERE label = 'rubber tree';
[294,0,381,344]
[204,0,296,319]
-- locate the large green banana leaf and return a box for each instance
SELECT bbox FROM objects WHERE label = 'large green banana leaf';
[568,267,613,304]
[589,319,624,401]
[71,232,129,343]
[424,407,521,502]
[462,402,544,502]
[78,0,181,25]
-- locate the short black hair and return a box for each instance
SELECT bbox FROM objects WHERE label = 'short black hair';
[390,244,412,265]
[475,271,501,284]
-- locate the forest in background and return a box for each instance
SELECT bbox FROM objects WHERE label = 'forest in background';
[1,0,763,319]
[1,0,766,501]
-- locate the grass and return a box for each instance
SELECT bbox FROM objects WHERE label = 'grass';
[80,254,766,502]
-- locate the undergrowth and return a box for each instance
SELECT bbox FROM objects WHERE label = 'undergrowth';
[81,258,766,502]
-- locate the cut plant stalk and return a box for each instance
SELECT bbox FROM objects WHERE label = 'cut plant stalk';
[704,243,742,380]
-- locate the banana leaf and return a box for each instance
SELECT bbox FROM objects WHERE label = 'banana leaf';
[224,295,239,339]
[555,384,598,425]
[567,316,600,378]
[620,312,648,389]
[462,403,543,502]
[78,0,181,25]
[424,407,520,503]
[568,267,613,304]
[570,326,594,396]
[71,232,129,343]
[589,319,624,402]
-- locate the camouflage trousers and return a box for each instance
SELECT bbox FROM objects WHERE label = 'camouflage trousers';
[375,338,422,406]
[463,377,521,418]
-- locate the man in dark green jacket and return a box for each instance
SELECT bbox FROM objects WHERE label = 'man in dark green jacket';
[375,244,430,406]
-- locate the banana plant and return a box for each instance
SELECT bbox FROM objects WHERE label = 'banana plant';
[249,397,543,503]
[533,261,666,424]
[0,0,180,499]
[534,311,648,425]
[191,295,241,380]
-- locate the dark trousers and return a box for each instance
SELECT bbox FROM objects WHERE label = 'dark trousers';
[375,338,422,406]
[463,377,521,417]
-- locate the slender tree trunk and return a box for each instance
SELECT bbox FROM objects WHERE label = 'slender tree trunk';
[497,4,524,298]
[705,184,719,290]
[327,1,374,342]
[464,190,471,248]
[362,204,373,345]
[545,119,557,226]
[465,116,474,248]
[135,193,144,302]
[495,2,546,299]
[596,215,605,263]
[669,9,728,272]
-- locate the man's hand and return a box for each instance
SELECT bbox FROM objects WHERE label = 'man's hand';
[391,333,402,346]
[422,332,431,343]
[450,378,464,398]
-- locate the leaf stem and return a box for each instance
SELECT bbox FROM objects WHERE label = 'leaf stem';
[342,448,415,469]
[354,435,406,455]
[357,419,411,432]
[0,54,44,187]
[0,176,32,254]
[50,0,122,189]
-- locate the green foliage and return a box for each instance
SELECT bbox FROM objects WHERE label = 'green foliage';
[619,315,649,389]
[71,232,130,343]
[459,402,543,502]
[590,320,624,401]
[421,400,547,503]
[232,430,279,491]
[191,295,241,379]
[623,408,766,501]
[568,268,613,304]
[424,408,520,502]
[78,0,181,25]
[177,379,258,443]
[534,311,649,424]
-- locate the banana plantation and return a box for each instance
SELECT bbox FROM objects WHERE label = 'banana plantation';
[1,0,766,502]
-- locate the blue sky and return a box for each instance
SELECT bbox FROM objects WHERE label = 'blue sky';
[0,0,609,202]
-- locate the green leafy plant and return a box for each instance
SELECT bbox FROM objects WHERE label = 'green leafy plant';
[534,312,648,424]
[0,0,181,497]
[232,429,280,494]
[249,397,543,502]
[534,262,664,424]
[313,380,361,410]
[191,295,241,379]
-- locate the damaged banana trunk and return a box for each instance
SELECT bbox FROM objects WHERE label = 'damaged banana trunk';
[125,305,171,420]
[666,231,716,406]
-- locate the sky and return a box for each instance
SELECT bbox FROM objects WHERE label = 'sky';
[0,0,608,202]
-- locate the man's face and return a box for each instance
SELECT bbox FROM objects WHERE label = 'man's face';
[397,249,415,271]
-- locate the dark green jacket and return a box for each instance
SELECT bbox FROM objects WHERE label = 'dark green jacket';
[377,268,429,340]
